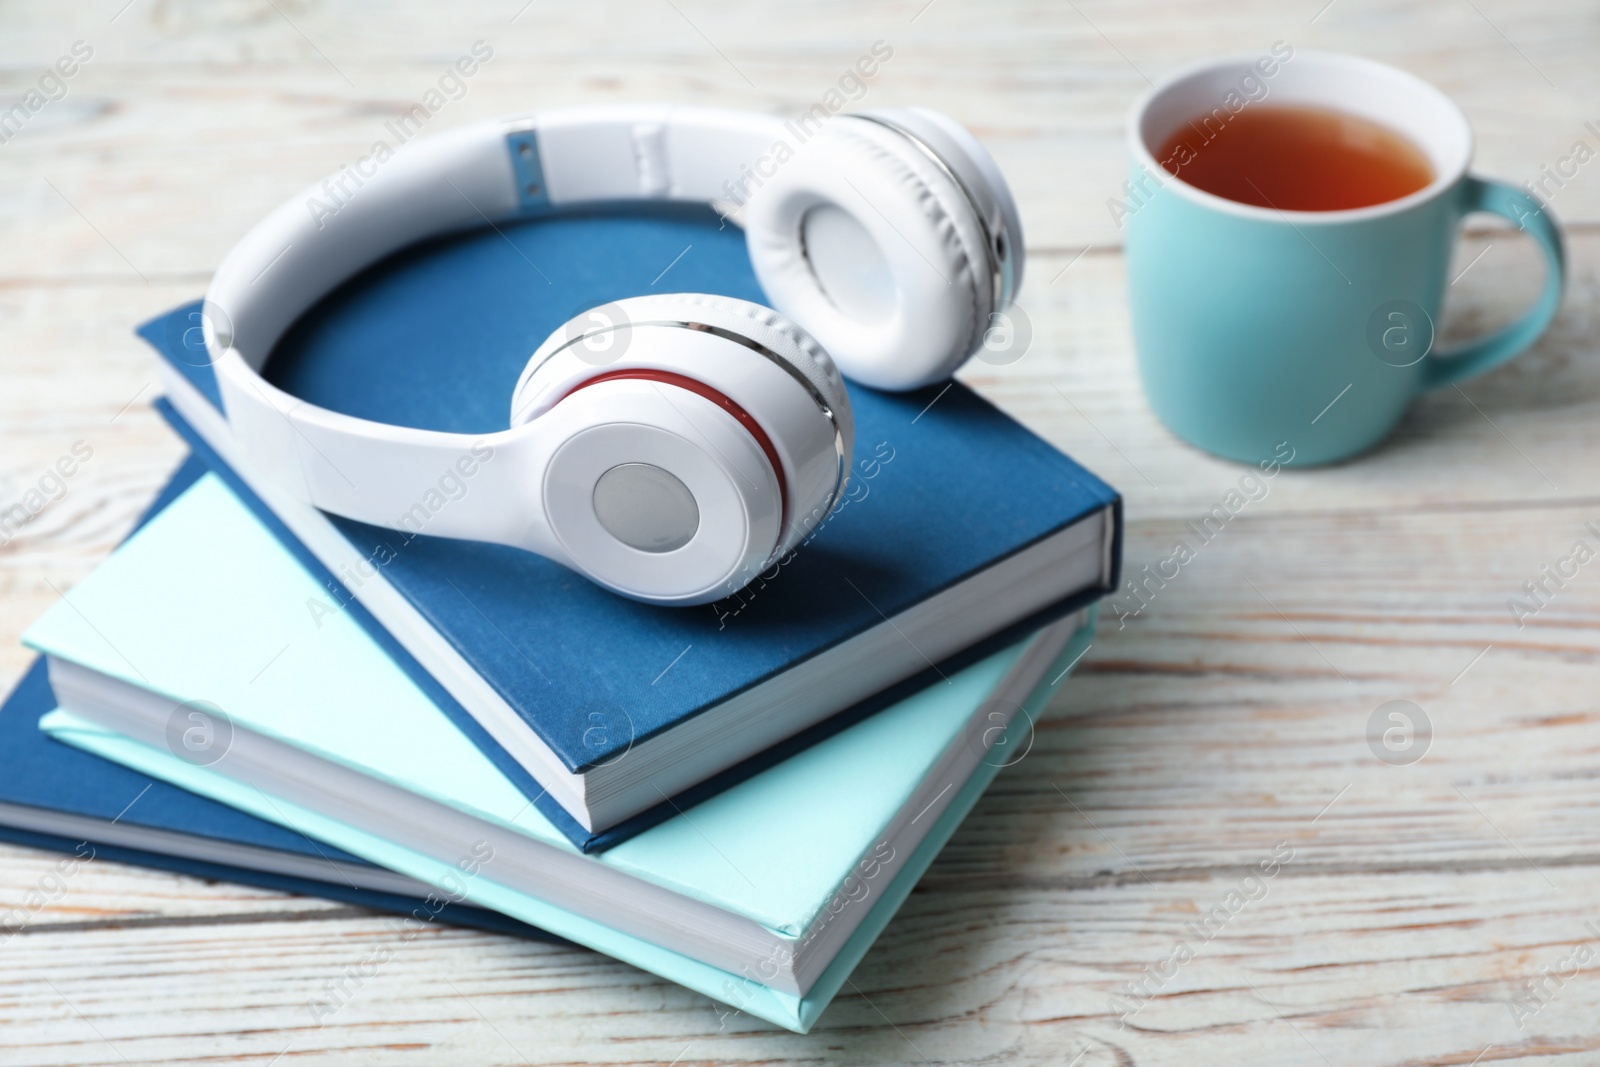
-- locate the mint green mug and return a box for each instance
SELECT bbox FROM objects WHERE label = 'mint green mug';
[1125,49,1565,466]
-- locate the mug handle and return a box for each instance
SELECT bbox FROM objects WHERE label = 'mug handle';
[1423,176,1566,388]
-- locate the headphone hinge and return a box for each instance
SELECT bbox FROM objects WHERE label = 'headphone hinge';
[504,127,554,214]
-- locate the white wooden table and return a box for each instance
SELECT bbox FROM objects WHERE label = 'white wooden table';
[5,1,1600,1062]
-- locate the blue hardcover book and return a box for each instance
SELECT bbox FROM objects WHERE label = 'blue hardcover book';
[0,456,560,944]
[143,204,1121,845]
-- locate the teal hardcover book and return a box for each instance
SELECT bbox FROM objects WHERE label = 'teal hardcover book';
[24,472,1094,1032]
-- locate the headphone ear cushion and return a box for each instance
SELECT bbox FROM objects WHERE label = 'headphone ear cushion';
[742,117,994,391]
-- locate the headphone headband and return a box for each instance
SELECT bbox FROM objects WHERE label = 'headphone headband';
[207,105,786,369]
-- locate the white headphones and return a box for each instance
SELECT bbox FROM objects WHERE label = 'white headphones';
[203,104,1024,605]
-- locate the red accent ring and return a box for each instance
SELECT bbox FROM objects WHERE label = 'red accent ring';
[559,369,789,540]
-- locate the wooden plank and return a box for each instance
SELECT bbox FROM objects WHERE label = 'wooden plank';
[0,842,357,930]
[0,0,1596,271]
[968,489,1600,874]
[2,866,1598,1064]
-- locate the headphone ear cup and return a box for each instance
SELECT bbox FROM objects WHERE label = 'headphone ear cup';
[742,117,994,391]
[510,293,854,562]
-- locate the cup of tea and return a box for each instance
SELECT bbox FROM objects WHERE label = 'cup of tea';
[1123,48,1565,465]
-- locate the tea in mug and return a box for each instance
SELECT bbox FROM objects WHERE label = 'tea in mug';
[1155,104,1434,211]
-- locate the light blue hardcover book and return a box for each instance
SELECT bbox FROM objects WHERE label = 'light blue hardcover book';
[25,473,1093,1032]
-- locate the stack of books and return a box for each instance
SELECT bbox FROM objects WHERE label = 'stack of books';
[1,205,1120,1032]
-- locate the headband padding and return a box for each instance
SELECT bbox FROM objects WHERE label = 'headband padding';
[742,117,993,391]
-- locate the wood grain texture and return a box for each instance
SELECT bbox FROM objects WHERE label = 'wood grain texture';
[5,0,1600,1062]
